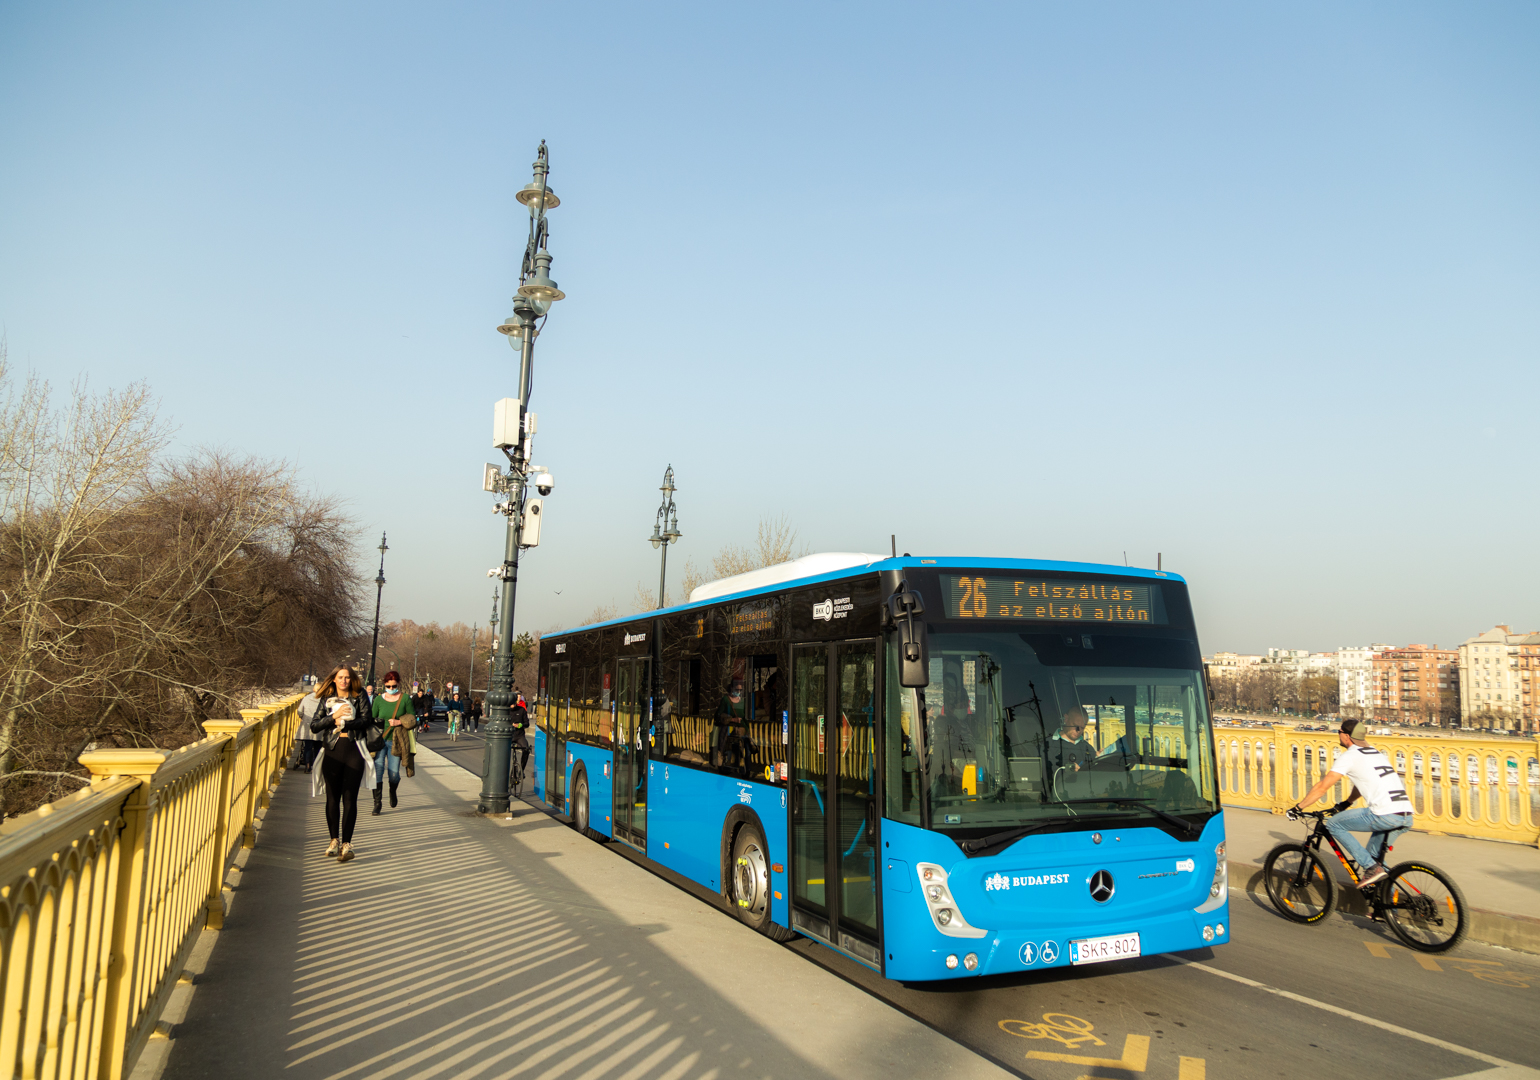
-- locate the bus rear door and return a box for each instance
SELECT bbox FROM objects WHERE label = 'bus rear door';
[790,640,880,966]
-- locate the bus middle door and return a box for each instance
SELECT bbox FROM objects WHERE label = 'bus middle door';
[790,640,879,966]
[613,656,649,848]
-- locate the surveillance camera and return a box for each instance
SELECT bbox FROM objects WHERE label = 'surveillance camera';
[535,472,554,496]
[487,568,501,578]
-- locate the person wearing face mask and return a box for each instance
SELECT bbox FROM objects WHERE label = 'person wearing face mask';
[370,671,414,814]
[713,678,754,773]
[308,665,379,863]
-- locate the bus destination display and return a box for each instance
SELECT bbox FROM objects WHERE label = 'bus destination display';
[946,575,1160,624]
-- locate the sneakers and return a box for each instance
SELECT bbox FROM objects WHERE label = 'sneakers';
[325,839,339,857]
[338,843,355,864]
[1359,864,1390,888]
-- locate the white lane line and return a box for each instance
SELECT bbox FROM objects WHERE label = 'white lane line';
[1174,957,1521,1070]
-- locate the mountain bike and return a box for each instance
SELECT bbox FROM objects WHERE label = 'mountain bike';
[1263,807,1467,953]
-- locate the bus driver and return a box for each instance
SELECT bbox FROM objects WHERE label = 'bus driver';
[1291,718,1412,887]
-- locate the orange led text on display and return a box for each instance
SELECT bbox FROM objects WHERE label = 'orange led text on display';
[947,576,1156,624]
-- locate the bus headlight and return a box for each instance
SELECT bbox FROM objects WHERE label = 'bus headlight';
[915,862,987,939]
[1196,841,1227,914]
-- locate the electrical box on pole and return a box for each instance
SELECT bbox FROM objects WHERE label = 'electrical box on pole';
[493,398,521,450]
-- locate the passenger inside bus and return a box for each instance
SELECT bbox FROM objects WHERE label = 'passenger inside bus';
[712,678,755,774]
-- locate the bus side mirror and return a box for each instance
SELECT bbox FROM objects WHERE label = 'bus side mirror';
[881,569,929,688]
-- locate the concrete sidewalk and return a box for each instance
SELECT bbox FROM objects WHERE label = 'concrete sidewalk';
[151,745,1015,1080]
[1223,805,1540,952]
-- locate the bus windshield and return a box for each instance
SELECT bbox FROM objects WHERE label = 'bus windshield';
[885,627,1218,837]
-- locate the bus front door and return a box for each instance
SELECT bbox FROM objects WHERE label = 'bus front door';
[613,657,649,848]
[790,640,880,966]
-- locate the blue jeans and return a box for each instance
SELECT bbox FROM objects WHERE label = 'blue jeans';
[373,743,400,785]
[1324,807,1411,870]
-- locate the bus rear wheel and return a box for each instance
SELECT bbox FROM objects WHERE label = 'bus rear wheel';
[729,822,793,942]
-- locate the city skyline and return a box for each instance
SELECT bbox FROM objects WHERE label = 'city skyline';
[2,2,1536,654]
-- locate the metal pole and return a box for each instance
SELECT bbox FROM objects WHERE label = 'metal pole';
[468,626,478,697]
[658,538,668,610]
[368,532,387,686]
[480,329,533,814]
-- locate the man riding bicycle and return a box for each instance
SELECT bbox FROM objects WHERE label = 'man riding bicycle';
[1291,717,1412,888]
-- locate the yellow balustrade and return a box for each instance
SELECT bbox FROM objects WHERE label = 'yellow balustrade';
[0,692,304,1080]
[1214,723,1540,847]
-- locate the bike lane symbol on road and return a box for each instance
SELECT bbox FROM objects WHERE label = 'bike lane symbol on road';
[1041,939,1060,964]
[1020,942,1037,965]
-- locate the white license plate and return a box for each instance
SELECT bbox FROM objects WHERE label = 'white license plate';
[1069,932,1141,966]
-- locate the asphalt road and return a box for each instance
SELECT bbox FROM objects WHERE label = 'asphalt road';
[421,727,1540,1080]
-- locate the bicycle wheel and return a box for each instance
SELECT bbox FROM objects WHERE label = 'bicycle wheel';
[1381,862,1467,953]
[1263,844,1336,924]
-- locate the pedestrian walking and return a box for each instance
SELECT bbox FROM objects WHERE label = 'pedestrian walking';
[370,670,415,814]
[294,689,324,773]
[308,664,379,864]
[470,696,483,734]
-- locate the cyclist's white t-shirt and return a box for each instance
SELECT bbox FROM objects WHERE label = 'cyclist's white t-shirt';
[1331,744,1411,816]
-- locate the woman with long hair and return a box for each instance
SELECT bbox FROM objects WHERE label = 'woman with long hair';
[308,664,378,863]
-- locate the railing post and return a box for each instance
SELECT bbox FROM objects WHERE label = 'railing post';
[78,749,171,1080]
[200,721,244,929]
[241,708,270,809]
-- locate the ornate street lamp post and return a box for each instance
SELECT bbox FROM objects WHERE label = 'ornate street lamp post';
[648,466,681,609]
[480,142,566,814]
[367,531,387,687]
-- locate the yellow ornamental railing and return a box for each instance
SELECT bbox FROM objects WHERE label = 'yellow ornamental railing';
[0,692,303,1080]
[1215,723,1540,847]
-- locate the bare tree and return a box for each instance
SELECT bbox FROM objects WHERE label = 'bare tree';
[0,358,363,815]
[709,514,807,580]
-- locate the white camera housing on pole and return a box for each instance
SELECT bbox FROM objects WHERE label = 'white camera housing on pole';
[520,498,543,547]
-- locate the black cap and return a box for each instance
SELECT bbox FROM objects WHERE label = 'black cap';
[1340,718,1362,739]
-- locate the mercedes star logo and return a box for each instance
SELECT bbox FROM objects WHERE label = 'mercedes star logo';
[1089,870,1115,903]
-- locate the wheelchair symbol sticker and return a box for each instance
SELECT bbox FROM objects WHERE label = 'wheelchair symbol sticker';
[1040,940,1060,964]
[1019,941,1038,965]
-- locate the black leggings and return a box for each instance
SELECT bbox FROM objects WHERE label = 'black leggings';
[321,750,366,842]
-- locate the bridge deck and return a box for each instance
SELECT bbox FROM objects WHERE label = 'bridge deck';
[148,746,1010,1080]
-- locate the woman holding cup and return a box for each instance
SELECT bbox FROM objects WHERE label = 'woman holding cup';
[308,664,378,863]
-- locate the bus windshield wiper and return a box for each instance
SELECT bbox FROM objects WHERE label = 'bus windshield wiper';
[1055,798,1198,835]
[960,821,1053,856]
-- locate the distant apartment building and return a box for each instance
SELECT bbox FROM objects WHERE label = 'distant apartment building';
[1338,644,1393,718]
[1204,652,1262,682]
[1370,645,1457,725]
[1260,649,1337,677]
[1458,625,1540,732]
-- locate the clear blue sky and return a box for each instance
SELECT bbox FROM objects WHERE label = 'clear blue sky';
[2,2,1535,655]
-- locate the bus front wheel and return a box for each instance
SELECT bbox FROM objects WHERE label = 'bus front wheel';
[572,767,601,841]
[729,821,793,942]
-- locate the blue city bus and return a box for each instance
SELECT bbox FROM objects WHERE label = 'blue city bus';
[528,554,1227,981]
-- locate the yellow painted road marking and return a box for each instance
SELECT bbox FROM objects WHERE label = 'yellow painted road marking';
[1364,941,1441,970]
[1001,1012,1203,1078]
[1027,1034,1150,1070]
[1000,1014,1105,1050]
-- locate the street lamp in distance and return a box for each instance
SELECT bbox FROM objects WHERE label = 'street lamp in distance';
[367,532,388,687]
[648,466,681,609]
